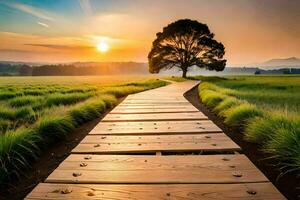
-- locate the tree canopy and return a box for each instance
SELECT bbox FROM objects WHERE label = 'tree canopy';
[148,19,226,77]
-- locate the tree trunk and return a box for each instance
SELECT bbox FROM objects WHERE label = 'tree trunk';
[182,69,187,78]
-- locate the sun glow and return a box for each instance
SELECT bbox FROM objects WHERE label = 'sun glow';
[96,41,109,52]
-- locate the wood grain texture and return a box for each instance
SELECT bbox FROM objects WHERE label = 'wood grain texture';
[102,112,208,122]
[59,154,263,171]
[122,99,190,103]
[72,133,241,153]
[125,97,187,100]
[116,104,197,108]
[26,183,286,200]
[45,155,267,184]
[81,133,230,143]
[111,107,199,114]
[119,101,191,105]
[90,120,222,135]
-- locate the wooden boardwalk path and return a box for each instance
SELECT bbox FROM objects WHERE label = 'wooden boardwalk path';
[26,81,286,200]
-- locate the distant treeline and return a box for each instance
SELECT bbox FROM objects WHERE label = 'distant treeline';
[222,67,300,75]
[0,63,32,76]
[0,62,148,76]
[0,62,300,76]
[255,68,300,75]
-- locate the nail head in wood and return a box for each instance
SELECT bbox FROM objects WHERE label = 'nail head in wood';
[60,188,72,194]
[247,189,257,195]
[84,156,92,160]
[80,162,87,167]
[232,171,243,177]
[72,172,82,177]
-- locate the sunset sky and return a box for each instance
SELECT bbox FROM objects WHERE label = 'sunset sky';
[0,0,299,66]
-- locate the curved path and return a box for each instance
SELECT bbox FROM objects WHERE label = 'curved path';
[26,81,285,199]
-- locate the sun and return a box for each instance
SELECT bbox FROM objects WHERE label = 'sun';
[96,41,109,53]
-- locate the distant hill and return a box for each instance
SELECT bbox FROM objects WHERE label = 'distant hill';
[263,57,300,66]
[251,57,300,69]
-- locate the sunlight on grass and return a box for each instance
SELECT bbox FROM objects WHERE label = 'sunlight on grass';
[0,76,167,183]
[196,75,300,176]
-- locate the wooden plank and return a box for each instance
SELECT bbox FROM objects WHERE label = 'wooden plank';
[90,120,222,135]
[45,155,266,184]
[102,112,208,122]
[26,183,286,200]
[111,107,199,114]
[120,101,191,105]
[123,98,188,101]
[125,97,187,100]
[115,104,197,108]
[122,100,189,103]
[81,133,232,143]
[58,154,262,170]
[120,95,191,105]
[72,133,241,153]
[116,105,197,110]
[128,95,186,98]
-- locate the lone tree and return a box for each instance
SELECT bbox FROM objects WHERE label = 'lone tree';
[148,19,226,77]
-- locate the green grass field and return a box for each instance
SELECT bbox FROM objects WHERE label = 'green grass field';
[195,75,300,176]
[212,75,300,116]
[0,76,167,182]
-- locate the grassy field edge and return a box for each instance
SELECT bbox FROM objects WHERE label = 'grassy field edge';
[197,80,300,177]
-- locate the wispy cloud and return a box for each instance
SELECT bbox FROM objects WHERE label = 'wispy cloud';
[8,2,54,21]
[25,44,72,49]
[0,48,33,53]
[78,0,92,16]
[24,44,92,50]
[37,21,49,28]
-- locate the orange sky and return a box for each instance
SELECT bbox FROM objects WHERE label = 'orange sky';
[0,0,299,66]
